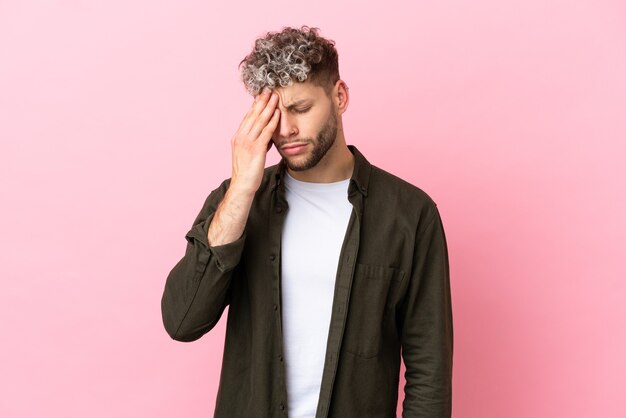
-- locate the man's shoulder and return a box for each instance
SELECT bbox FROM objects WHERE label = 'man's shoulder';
[368,164,439,223]
[370,164,436,205]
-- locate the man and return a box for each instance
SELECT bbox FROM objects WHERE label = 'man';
[161,25,453,418]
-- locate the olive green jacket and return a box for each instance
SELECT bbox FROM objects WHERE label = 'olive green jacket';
[161,144,453,417]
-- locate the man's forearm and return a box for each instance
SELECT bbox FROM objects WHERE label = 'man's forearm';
[208,183,255,246]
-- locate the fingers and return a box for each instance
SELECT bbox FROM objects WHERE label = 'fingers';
[239,88,274,134]
[258,108,281,146]
[248,92,279,139]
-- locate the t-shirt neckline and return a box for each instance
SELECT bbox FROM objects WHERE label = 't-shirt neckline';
[284,171,350,192]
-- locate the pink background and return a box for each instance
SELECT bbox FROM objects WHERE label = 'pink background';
[1,1,625,417]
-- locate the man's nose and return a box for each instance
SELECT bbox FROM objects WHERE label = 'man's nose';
[275,111,298,139]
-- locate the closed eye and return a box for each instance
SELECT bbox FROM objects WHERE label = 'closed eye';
[293,107,311,114]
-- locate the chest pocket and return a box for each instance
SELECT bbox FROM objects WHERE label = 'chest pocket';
[343,262,405,358]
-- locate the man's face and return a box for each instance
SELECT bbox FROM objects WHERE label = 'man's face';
[270,81,338,172]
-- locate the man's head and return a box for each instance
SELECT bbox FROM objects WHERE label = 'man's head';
[238,26,349,172]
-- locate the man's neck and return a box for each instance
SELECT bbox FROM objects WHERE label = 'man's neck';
[286,142,355,183]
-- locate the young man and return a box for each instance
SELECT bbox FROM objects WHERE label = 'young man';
[161,25,453,418]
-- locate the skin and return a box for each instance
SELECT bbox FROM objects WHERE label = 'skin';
[207,78,352,247]
[269,79,353,183]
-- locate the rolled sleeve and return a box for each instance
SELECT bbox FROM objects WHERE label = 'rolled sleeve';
[161,178,247,342]
[185,209,247,273]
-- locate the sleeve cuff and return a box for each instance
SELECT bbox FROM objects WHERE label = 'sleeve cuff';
[185,211,247,273]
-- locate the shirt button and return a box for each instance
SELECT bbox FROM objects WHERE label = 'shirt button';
[279,403,285,410]
[273,304,278,311]
[276,206,283,213]
[269,254,276,261]
[278,354,283,361]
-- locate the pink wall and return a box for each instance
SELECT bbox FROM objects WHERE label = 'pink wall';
[1,1,625,417]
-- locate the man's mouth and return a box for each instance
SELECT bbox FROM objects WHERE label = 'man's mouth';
[281,142,308,150]
[281,143,308,155]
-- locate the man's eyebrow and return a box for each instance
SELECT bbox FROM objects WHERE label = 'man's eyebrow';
[283,99,311,109]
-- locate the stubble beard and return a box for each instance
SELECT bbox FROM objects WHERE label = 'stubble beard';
[284,107,338,172]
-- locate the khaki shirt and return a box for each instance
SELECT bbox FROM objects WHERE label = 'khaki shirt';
[161,144,453,417]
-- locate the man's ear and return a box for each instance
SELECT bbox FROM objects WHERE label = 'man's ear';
[334,79,349,115]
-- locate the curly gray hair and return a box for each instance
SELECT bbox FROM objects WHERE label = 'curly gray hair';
[238,25,341,97]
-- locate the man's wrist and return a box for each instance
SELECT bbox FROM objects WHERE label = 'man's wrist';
[227,181,257,200]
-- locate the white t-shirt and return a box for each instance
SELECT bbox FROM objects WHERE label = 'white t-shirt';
[280,171,353,418]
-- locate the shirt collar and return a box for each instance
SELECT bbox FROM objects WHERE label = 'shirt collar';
[270,144,371,196]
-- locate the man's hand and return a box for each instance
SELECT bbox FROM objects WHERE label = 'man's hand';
[230,87,281,194]
[206,88,280,248]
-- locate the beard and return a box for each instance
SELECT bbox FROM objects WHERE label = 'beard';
[282,105,338,172]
